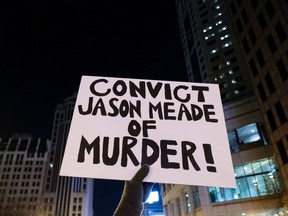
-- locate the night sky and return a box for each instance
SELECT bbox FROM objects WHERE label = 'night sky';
[1,0,187,215]
[0,0,187,139]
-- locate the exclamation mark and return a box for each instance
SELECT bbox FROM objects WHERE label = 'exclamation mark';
[203,144,217,172]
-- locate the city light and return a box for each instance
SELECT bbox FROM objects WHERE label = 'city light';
[145,191,159,204]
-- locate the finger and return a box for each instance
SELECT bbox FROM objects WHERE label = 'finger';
[131,165,150,184]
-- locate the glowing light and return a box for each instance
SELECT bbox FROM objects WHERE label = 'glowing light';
[145,191,159,204]
[211,49,217,53]
[253,179,258,186]
[216,20,222,26]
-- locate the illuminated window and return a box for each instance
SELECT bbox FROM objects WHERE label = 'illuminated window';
[220,34,229,40]
[228,123,268,152]
[234,86,245,95]
[185,192,191,213]
[203,26,213,33]
[205,33,215,40]
[145,191,159,204]
[209,158,282,202]
[216,20,222,26]
[237,123,261,143]
[211,49,218,54]
[218,26,227,32]
[223,41,232,48]
[219,73,224,78]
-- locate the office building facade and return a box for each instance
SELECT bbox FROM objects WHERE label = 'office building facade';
[43,93,94,216]
[0,134,51,215]
[161,0,287,215]
[224,0,288,191]
[0,94,94,216]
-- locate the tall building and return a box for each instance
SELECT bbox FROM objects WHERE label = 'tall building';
[0,94,94,216]
[224,0,288,192]
[161,0,287,215]
[43,93,94,216]
[0,134,51,215]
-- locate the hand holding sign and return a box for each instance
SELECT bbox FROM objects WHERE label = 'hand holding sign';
[60,76,236,188]
[113,165,154,216]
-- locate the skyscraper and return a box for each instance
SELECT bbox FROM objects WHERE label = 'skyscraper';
[224,0,288,192]
[43,93,94,216]
[161,0,287,215]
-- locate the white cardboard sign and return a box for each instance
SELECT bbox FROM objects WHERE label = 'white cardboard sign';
[60,76,236,188]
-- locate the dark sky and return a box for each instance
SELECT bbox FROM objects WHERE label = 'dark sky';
[0,0,187,140]
[1,1,187,215]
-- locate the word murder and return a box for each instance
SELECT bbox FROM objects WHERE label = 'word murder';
[77,136,217,172]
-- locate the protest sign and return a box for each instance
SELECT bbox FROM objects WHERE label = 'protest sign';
[60,76,236,188]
